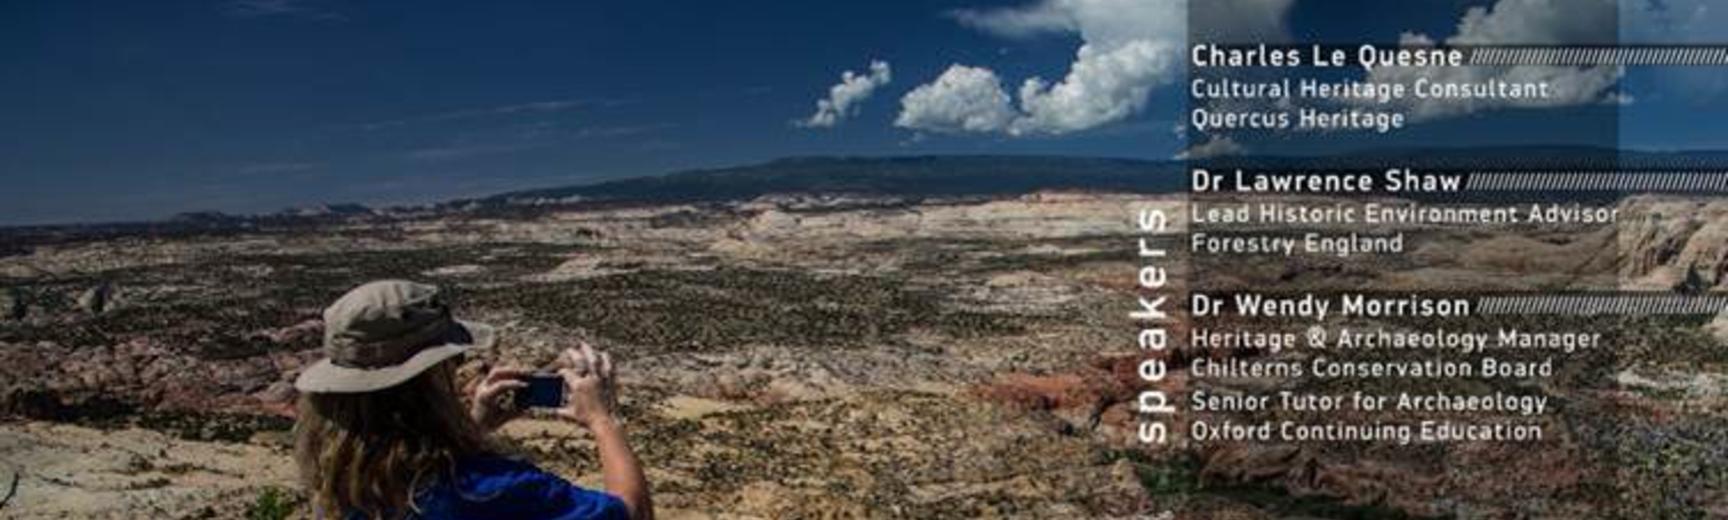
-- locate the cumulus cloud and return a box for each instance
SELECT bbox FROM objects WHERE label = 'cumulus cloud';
[904,0,1292,136]
[797,61,892,128]
[1363,0,1623,121]
[899,0,1189,136]
[1011,38,1172,135]
[894,65,1018,134]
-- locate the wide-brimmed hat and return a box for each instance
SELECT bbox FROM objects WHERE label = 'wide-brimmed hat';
[294,280,494,393]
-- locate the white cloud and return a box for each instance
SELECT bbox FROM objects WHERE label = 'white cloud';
[798,60,893,128]
[909,0,1302,136]
[894,65,1018,134]
[1362,0,1623,121]
[950,4,1076,38]
[900,0,1188,136]
[1012,38,1170,135]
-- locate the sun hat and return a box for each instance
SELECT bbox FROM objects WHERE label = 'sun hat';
[294,280,495,393]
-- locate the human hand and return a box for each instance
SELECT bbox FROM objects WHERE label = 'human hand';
[554,342,618,429]
[470,365,532,431]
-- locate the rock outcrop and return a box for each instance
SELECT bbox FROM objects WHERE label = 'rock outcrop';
[1619,196,1728,290]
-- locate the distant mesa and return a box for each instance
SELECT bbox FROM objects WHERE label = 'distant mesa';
[458,155,1179,210]
[7,148,1728,238]
[168,203,375,224]
[281,203,375,218]
[464,147,1728,211]
[170,211,244,224]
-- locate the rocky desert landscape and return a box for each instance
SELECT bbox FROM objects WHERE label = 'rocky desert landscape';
[0,188,1172,518]
[2,162,1727,518]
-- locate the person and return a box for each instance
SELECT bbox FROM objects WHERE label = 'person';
[291,280,653,519]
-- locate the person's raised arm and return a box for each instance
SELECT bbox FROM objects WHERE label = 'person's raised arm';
[558,343,653,520]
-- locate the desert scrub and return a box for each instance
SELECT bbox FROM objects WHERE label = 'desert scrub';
[1117,449,1202,496]
[0,244,570,350]
[1592,411,1728,517]
[472,268,1029,353]
[245,487,301,520]
[136,411,294,443]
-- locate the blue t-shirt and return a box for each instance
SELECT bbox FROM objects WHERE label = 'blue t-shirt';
[344,456,629,520]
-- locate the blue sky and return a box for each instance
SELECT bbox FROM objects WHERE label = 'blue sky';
[2,0,1726,225]
[1,0,1180,225]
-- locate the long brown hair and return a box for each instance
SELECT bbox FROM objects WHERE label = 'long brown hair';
[294,360,492,519]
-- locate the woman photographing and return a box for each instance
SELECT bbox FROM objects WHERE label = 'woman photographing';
[292,280,653,519]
